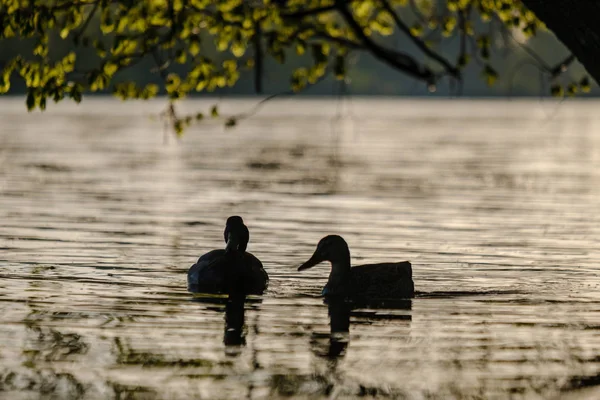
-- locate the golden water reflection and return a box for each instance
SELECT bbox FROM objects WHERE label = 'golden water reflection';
[1,99,600,398]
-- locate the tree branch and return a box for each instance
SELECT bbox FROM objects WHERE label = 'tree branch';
[73,1,99,44]
[379,0,460,79]
[409,0,428,25]
[280,4,337,19]
[334,0,434,82]
[549,54,576,77]
[521,0,599,85]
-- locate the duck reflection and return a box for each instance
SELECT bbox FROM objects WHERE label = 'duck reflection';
[303,296,412,398]
[324,297,351,358]
[190,293,262,352]
[223,294,246,346]
[313,296,412,360]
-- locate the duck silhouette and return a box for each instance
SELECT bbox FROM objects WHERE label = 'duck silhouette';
[298,235,414,300]
[188,216,268,295]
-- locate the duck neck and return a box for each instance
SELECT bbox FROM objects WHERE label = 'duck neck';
[328,253,352,288]
[225,236,247,254]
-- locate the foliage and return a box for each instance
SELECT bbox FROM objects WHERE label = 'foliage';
[0,0,591,134]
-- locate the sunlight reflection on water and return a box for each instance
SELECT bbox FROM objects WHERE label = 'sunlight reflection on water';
[1,98,600,399]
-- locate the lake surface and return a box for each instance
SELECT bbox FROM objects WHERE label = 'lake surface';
[1,97,600,399]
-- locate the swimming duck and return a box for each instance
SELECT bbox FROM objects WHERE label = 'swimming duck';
[298,235,414,299]
[187,216,268,295]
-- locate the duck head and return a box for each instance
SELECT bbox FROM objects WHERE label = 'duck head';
[224,216,249,253]
[298,235,351,271]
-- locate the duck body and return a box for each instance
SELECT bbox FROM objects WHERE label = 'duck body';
[187,250,267,294]
[299,235,414,300]
[187,216,268,295]
[323,261,414,299]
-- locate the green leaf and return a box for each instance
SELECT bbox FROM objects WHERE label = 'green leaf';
[166,73,181,93]
[174,119,184,136]
[103,62,119,76]
[26,91,35,111]
[481,65,498,87]
[189,38,201,56]
[231,41,246,57]
[222,60,237,72]
[175,49,187,64]
[580,76,591,93]
[334,55,345,80]
[211,105,219,117]
[550,84,563,97]
[143,83,159,98]
[566,83,578,97]
[410,24,423,37]
[225,117,237,128]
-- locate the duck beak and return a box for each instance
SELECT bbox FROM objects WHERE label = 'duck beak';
[298,252,323,271]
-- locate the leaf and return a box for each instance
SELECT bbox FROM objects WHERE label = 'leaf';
[225,117,237,128]
[174,119,184,136]
[142,83,159,99]
[580,76,591,93]
[481,65,498,87]
[69,83,83,103]
[334,55,345,80]
[189,39,201,56]
[410,24,423,37]
[103,62,119,76]
[550,84,563,97]
[222,60,237,72]
[26,91,35,111]
[166,73,181,93]
[231,42,246,57]
[175,49,187,64]
[211,105,219,117]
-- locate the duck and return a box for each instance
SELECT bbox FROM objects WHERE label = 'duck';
[298,235,414,299]
[187,216,268,295]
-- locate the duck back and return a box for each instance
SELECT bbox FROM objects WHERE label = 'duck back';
[187,250,268,295]
[349,261,414,299]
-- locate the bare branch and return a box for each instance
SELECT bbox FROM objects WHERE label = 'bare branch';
[549,54,576,77]
[313,31,362,49]
[73,1,99,43]
[232,71,330,123]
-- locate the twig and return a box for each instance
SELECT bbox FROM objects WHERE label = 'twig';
[232,73,330,122]
[280,4,337,19]
[253,19,263,93]
[73,1,99,43]
[549,54,576,77]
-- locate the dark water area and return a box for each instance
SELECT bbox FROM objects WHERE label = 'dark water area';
[1,98,600,399]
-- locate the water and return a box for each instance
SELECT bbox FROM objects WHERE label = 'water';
[1,97,600,399]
